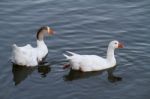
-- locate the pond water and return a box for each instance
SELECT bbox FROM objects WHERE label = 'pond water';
[0,0,150,99]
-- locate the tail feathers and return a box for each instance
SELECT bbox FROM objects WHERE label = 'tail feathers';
[12,44,18,49]
[12,44,20,52]
[66,51,78,56]
[12,44,17,47]
[63,51,79,60]
[63,54,71,59]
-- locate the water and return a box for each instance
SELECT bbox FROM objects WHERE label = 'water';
[0,0,150,99]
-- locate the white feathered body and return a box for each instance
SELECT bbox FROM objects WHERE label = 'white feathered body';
[11,40,48,66]
[64,51,116,72]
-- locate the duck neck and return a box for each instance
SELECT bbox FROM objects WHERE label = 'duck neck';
[36,28,47,41]
[37,32,44,41]
[106,46,116,64]
[36,28,47,48]
[37,40,46,48]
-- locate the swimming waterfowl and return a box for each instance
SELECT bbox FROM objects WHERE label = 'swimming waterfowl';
[63,40,123,72]
[11,26,54,66]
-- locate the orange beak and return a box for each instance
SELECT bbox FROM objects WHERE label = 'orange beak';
[118,43,124,48]
[48,28,54,35]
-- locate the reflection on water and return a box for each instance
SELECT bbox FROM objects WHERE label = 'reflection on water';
[38,65,51,78]
[107,67,122,83]
[64,67,122,83]
[12,63,51,86]
[12,64,35,85]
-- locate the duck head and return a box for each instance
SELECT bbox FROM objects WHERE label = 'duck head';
[109,40,124,49]
[36,26,54,41]
[106,40,124,65]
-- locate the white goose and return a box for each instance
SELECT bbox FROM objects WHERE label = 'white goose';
[63,40,123,72]
[11,26,54,66]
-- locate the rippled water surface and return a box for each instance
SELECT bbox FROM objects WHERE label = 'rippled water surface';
[0,0,150,99]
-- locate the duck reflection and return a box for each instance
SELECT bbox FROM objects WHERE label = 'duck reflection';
[107,67,122,83]
[12,63,51,86]
[38,65,51,78]
[64,67,122,83]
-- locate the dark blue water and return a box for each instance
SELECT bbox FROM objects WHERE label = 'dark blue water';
[0,0,150,99]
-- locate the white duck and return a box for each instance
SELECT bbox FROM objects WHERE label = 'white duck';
[63,40,124,72]
[11,26,54,66]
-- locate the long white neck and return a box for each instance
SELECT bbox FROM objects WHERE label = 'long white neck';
[106,46,116,65]
[37,40,47,48]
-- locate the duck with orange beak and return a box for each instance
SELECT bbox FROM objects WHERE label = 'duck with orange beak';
[11,26,54,66]
[63,40,124,72]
